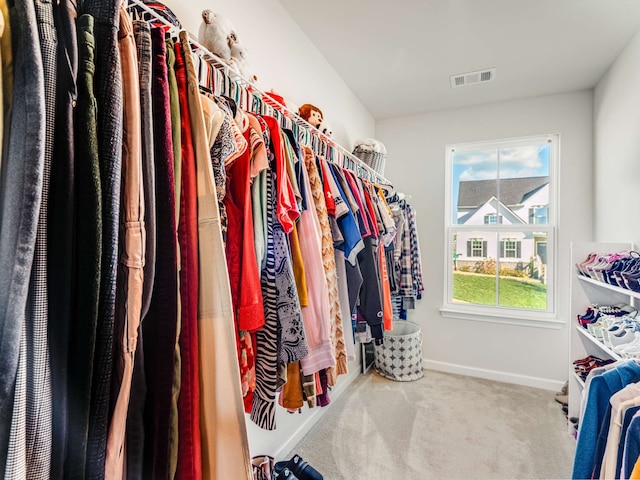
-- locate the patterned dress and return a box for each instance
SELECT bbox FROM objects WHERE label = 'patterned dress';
[303,147,348,384]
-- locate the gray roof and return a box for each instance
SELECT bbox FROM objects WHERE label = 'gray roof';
[457,176,549,208]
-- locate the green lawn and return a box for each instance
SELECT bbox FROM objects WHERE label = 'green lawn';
[453,272,547,309]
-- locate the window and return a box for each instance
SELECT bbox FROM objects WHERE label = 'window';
[467,238,487,257]
[529,205,548,224]
[500,239,521,258]
[444,134,558,318]
[484,213,503,224]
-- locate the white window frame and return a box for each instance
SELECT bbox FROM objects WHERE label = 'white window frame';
[502,238,519,258]
[529,205,548,224]
[484,213,503,224]
[468,238,486,257]
[441,134,561,329]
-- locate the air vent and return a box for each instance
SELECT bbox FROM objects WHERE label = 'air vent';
[450,68,496,88]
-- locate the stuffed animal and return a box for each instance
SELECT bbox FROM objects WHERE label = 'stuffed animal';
[228,41,258,83]
[317,121,332,137]
[298,103,323,128]
[198,9,257,83]
[198,9,236,61]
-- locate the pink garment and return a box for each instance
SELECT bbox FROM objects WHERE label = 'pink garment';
[297,152,335,376]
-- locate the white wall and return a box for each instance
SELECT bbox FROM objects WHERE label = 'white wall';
[158,0,376,460]
[594,29,640,245]
[376,91,593,389]
[162,0,375,149]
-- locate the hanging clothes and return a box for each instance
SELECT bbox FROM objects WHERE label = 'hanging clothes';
[573,360,640,479]
[302,146,348,384]
[126,18,154,480]
[65,13,101,480]
[3,0,54,477]
[164,36,181,480]
[83,0,123,475]
[179,30,252,480]
[105,7,145,479]
[174,39,203,480]
[142,27,178,480]
[48,2,77,476]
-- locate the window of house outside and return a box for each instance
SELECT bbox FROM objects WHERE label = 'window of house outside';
[484,213,503,224]
[444,134,558,320]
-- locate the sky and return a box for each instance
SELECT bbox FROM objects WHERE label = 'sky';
[451,143,550,220]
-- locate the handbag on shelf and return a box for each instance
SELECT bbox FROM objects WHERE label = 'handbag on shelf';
[252,455,275,480]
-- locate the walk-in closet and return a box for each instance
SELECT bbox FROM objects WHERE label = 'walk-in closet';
[1,0,640,478]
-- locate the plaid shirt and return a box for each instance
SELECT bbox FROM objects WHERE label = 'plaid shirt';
[407,205,424,299]
[398,201,414,299]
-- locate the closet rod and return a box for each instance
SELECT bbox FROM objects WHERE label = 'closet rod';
[126,0,392,186]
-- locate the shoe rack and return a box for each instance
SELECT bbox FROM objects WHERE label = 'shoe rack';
[569,241,636,436]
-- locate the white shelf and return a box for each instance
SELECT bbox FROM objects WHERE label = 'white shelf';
[574,324,622,361]
[569,242,635,436]
[577,274,640,301]
[571,370,585,389]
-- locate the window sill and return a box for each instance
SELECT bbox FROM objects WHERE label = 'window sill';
[439,306,564,330]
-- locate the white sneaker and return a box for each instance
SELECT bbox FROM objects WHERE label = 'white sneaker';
[610,329,636,348]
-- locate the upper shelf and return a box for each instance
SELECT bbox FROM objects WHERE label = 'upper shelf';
[577,274,640,301]
[574,324,622,361]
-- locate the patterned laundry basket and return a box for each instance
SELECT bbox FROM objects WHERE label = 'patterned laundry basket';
[374,321,424,382]
[352,147,386,176]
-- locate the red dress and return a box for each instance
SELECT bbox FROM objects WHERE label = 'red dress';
[224,115,266,410]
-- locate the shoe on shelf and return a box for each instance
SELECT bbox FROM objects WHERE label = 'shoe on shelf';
[610,328,636,348]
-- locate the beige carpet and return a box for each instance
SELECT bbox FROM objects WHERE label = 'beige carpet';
[286,369,575,479]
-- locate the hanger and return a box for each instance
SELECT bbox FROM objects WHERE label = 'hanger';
[199,83,213,95]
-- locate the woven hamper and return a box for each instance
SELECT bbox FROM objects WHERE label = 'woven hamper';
[352,146,386,176]
[374,321,424,382]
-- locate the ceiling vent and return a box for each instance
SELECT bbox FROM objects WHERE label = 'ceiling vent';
[450,68,496,88]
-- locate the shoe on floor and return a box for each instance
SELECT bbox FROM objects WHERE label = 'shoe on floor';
[555,380,568,396]
[555,394,568,406]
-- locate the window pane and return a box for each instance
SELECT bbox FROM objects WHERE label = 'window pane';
[452,231,496,306]
[497,144,550,225]
[447,135,556,314]
[452,149,497,224]
[497,232,547,310]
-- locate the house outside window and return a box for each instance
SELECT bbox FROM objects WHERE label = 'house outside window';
[444,134,558,318]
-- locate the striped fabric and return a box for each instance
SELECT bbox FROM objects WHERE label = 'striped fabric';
[251,170,279,430]
[407,205,424,298]
[398,201,414,300]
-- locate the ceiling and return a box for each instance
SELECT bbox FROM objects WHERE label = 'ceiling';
[277,0,640,120]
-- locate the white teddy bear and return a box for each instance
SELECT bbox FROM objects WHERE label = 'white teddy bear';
[228,41,258,83]
[198,9,235,61]
[198,9,257,83]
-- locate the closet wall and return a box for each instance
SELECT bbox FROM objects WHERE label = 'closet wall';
[376,90,594,389]
[159,0,374,458]
[163,0,374,149]
[594,28,640,245]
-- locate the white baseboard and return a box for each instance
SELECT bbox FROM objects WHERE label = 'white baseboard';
[272,368,361,460]
[423,359,564,391]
